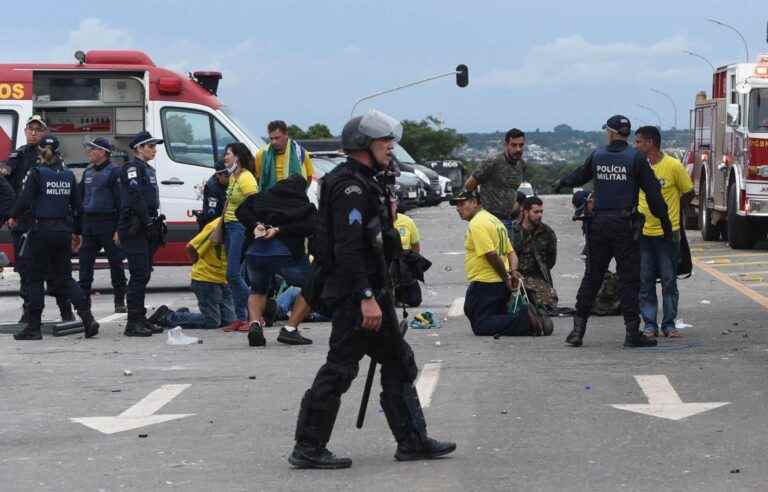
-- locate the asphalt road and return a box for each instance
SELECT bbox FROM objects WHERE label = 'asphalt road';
[2,196,768,491]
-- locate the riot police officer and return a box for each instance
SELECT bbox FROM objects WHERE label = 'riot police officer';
[196,160,229,229]
[556,115,672,348]
[288,110,455,469]
[118,131,166,337]
[79,137,127,313]
[4,115,74,324]
[7,135,99,340]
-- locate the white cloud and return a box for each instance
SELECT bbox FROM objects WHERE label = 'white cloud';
[477,34,694,89]
[53,18,135,59]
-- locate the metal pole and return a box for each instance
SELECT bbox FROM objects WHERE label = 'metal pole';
[708,18,750,63]
[650,88,679,129]
[683,50,716,72]
[637,104,663,129]
[350,70,459,117]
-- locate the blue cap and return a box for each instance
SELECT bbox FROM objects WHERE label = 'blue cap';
[38,134,59,151]
[602,115,631,136]
[129,131,164,149]
[84,137,113,153]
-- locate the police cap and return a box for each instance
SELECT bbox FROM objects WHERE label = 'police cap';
[38,134,59,151]
[214,159,227,174]
[83,137,113,153]
[130,131,164,149]
[602,115,631,136]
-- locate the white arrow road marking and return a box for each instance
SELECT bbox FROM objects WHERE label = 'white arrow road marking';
[416,363,441,408]
[447,297,465,318]
[610,375,729,421]
[71,384,194,434]
[97,312,127,324]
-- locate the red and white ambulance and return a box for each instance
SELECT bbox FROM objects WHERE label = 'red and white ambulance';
[0,50,264,264]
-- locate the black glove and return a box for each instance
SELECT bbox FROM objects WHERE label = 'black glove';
[661,218,673,241]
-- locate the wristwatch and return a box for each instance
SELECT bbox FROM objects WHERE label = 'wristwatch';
[360,288,374,301]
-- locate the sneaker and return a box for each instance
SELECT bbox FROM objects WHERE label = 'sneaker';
[288,444,352,469]
[223,320,247,332]
[395,436,457,462]
[248,321,266,347]
[277,327,313,346]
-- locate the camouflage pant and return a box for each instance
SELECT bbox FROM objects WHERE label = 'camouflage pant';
[523,276,558,310]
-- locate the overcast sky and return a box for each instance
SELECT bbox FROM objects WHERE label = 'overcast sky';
[2,0,767,134]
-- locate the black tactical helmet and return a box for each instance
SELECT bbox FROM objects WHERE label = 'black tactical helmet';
[38,134,60,151]
[341,109,403,151]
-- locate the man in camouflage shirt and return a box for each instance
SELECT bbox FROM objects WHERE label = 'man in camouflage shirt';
[510,196,558,311]
[464,128,527,233]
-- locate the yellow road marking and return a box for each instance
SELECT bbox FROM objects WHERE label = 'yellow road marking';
[694,260,768,310]
[730,270,768,277]
[694,252,768,260]
[705,261,768,268]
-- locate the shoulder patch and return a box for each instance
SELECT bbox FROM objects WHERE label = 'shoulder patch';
[348,208,363,225]
[126,167,138,179]
[344,184,363,195]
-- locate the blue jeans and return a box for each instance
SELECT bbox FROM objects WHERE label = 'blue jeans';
[224,221,249,320]
[166,280,235,329]
[639,233,680,333]
[246,255,310,295]
[463,281,529,336]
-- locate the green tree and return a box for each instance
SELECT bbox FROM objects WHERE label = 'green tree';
[166,114,194,144]
[400,116,466,163]
[287,124,308,140]
[305,124,334,139]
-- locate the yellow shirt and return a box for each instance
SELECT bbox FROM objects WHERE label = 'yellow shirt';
[638,154,693,236]
[395,213,420,251]
[189,218,228,284]
[254,141,314,184]
[464,209,512,283]
[224,170,258,222]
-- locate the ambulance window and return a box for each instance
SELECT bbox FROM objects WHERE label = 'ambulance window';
[213,120,238,160]
[0,110,19,163]
[162,108,216,168]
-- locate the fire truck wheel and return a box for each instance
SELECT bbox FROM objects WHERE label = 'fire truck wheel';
[727,182,756,250]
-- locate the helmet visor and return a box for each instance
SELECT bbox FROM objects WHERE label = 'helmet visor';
[359,109,403,142]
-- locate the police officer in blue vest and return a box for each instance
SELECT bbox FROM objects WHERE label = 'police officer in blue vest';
[79,137,127,313]
[118,131,166,337]
[7,135,99,340]
[4,115,75,325]
[196,160,229,230]
[556,115,672,348]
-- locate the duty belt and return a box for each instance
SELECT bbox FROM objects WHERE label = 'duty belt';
[593,209,633,218]
[35,217,68,224]
[84,212,117,219]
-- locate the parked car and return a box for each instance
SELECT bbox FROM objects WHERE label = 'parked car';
[438,175,453,199]
[393,144,442,205]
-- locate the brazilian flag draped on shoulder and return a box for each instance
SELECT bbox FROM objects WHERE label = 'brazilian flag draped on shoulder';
[259,139,306,190]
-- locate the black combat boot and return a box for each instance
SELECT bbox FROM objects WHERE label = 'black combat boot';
[78,310,100,339]
[14,312,42,340]
[624,319,658,348]
[565,315,587,347]
[124,312,152,337]
[142,318,164,334]
[381,386,456,462]
[148,305,173,327]
[114,291,127,314]
[289,391,351,469]
[58,300,75,322]
[18,307,29,325]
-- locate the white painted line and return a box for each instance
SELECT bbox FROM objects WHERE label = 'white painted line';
[71,384,194,434]
[447,297,465,318]
[442,251,465,256]
[416,363,441,409]
[97,313,126,324]
[610,375,729,421]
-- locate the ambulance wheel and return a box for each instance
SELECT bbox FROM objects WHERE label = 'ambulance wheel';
[699,179,719,241]
[727,182,756,250]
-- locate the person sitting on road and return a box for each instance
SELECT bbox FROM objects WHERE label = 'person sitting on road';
[148,217,235,330]
[452,190,530,336]
[510,196,559,313]
[393,212,431,307]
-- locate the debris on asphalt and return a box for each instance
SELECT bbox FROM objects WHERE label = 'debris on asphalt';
[435,341,442,346]
[585,385,591,390]
[500,410,508,415]
[166,327,199,345]
[443,266,453,272]
[197,339,204,344]
[248,376,256,380]
[123,370,132,376]
[721,330,732,335]
[138,434,148,438]
[675,319,692,330]
[700,300,711,304]
[730,469,741,474]
[111,389,121,393]
[409,312,441,330]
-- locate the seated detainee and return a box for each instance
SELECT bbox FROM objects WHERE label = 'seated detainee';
[148,218,235,329]
[451,190,529,336]
[510,196,559,312]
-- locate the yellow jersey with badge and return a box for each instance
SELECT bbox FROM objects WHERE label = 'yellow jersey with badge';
[255,143,314,183]
[464,209,512,283]
[638,154,693,236]
[189,218,228,284]
[224,170,258,222]
[395,213,420,251]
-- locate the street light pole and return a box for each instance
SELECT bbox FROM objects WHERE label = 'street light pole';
[350,65,469,117]
[683,49,716,72]
[650,88,678,129]
[637,104,663,129]
[707,18,750,63]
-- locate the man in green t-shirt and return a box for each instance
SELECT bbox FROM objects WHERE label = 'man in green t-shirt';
[635,126,694,338]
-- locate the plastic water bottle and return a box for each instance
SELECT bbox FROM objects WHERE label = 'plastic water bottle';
[166,327,199,345]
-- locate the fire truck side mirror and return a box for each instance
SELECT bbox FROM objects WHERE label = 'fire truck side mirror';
[727,104,741,127]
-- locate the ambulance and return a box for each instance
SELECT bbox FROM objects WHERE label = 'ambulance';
[689,54,768,249]
[0,50,265,265]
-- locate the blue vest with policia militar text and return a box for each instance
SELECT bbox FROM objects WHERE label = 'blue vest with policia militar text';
[591,146,639,212]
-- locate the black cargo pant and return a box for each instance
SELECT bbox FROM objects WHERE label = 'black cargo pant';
[295,292,425,447]
[26,229,89,317]
[120,233,161,320]
[13,229,72,316]
[575,215,640,325]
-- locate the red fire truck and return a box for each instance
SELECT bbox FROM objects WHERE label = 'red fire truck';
[689,54,768,249]
[0,50,265,265]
